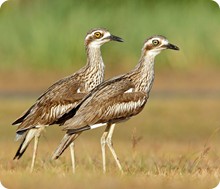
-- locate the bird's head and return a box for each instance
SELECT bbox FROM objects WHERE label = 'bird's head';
[142,35,179,56]
[85,28,123,47]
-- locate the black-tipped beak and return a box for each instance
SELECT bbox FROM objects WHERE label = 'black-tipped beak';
[166,43,179,50]
[109,35,124,42]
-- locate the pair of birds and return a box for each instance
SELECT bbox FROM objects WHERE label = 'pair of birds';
[12,28,179,173]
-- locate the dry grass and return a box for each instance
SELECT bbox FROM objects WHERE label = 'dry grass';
[0,70,220,189]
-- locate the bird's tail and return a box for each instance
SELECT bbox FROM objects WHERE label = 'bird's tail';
[52,133,80,160]
[13,129,39,160]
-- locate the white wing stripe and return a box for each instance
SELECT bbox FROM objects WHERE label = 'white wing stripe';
[44,104,74,120]
[105,99,144,116]
[124,88,133,93]
[90,123,106,130]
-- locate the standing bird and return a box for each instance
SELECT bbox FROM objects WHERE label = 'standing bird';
[52,35,179,173]
[12,28,123,172]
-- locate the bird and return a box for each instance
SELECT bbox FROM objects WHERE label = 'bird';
[52,35,179,173]
[12,28,123,173]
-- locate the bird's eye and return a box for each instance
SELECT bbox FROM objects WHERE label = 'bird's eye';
[94,32,102,39]
[152,39,159,46]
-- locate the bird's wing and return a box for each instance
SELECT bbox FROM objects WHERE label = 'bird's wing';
[13,75,87,133]
[54,74,127,125]
[63,77,147,133]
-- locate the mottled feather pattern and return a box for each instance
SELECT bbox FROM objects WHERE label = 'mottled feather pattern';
[61,49,156,133]
[63,76,147,131]
[12,28,124,163]
[14,46,105,134]
[53,35,179,165]
[14,75,82,133]
[104,93,146,119]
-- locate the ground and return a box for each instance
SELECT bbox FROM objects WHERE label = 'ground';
[0,68,220,189]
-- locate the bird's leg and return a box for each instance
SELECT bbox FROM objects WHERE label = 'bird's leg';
[106,124,123,173]
[69,133,81,174]
[30,133,40,173]
[70,142,75,174]
[100,124,111,173]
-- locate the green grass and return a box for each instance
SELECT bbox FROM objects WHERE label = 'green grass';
[0,0,220,71]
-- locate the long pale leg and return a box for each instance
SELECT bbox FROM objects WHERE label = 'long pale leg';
[30,134,39,173]
[106,124,123,173]
[100,123,123,173]
[69,133,81,174]
[70,142,75,174]
[100,124,111,173]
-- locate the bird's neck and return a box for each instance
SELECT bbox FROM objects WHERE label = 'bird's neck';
[130,51,156,94]
[83,45,105,91]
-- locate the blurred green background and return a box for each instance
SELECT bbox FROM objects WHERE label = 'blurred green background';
[0,1,220,188]
[0,0,219,71]
[0,0,219,152]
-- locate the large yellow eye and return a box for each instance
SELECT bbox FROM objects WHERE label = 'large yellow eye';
[152,39,159,46]
[94,32,102,39]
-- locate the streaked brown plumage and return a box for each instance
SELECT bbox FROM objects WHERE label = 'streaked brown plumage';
[12,28,123,172]
[52,35,179,173]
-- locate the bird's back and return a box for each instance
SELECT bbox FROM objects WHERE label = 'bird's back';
[13,70,89,134]
[62,74,148,134]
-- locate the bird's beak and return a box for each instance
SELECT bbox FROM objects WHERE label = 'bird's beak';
[166,43,179,50]
[107,35,124,42]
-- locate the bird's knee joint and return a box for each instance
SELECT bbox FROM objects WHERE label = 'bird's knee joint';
[106,138,113,146]
[101,138,106,145]
[70,142,75,147]
[35,132,41,139]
